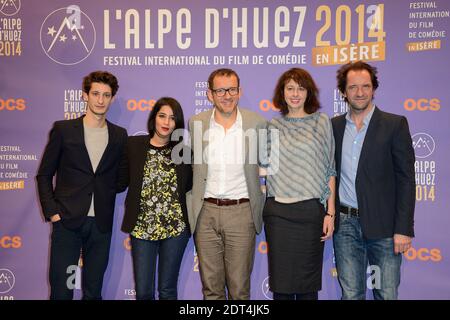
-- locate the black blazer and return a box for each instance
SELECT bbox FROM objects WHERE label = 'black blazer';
[36,116,128,232]
[332,107,415,239]
[121,135,193,234]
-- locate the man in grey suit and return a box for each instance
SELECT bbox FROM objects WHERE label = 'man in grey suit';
[188,68,266,299]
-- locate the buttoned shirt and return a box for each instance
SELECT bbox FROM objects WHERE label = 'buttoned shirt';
[339,105,376,208]
[204,109,249,199]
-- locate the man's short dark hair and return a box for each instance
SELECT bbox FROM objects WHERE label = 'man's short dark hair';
[82,71,119,96]
[207,68,240,89]
[336,61,379,100]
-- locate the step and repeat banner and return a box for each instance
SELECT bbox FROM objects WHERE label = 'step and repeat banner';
[1,0,449,299]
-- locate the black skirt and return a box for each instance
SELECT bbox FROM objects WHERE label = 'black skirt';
[263,198,325,294]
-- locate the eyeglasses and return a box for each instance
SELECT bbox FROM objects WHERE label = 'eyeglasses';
[211,87,240,97]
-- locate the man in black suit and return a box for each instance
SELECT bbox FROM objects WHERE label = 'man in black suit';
[331,61,415,300]
[36,71,128,300]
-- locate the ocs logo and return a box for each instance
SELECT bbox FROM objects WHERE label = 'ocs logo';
[40,5,96,65]
[127,99,156,112]
[404,98,440,111]
[404,247,441,262]
[0,0,21,16]
[259,100,279,113]
[0,98,26,111]
[0,236,22,248]
[258,241,268,254]
[0,269,15,294]
[412,133,435,159]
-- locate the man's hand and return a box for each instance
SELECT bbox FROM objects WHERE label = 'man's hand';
[394,234,412,254]
[50,214,61,223]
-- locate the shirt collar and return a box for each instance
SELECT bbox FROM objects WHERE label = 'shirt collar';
[346,104,376,127]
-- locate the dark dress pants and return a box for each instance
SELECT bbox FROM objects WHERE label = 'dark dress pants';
[49,217,112,300]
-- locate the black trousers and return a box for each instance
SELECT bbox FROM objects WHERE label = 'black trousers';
[49,217,112,300]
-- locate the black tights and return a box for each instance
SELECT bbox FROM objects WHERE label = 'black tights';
[273,291,318,300]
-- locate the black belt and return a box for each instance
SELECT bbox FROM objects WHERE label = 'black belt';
[340,204,359,217]
[204,198,249,206]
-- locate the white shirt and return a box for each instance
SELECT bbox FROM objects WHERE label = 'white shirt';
[204,109,249,199]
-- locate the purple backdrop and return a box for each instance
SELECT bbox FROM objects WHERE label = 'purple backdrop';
[1,0,449,300]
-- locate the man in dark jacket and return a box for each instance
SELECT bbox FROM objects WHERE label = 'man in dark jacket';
[36,71,128,300]
[332,61,415,300]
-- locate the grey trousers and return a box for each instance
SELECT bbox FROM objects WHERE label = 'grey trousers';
[194,201,256,300]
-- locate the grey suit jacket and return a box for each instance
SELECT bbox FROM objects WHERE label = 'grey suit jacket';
[187,108,267,234]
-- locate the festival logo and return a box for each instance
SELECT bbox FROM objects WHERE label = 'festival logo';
[413,132,436,202]
[261,276,272,300]
[0,269,15,294]
[132,131,149,136]
[0,0,20,16]
[412,132,435,159]
[40,5,95,65]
